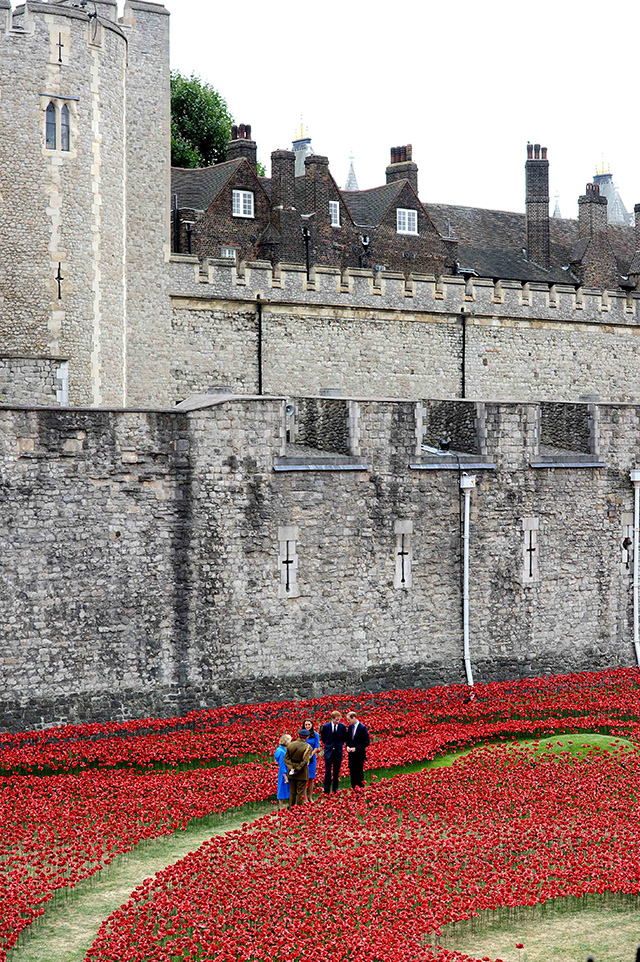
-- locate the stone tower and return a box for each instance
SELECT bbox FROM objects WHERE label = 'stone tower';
[0,0,171,407]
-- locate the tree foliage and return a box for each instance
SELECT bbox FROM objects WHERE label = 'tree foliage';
[170,71,234,169]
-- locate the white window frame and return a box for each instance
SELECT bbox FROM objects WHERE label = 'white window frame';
[396,208,418,235]
[329,200,340,227]
[232,189,254,218]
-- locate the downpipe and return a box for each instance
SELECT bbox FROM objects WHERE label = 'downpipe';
[460,473,476,686]
[631,471,640,667]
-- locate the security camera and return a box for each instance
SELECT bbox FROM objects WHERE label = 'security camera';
[285,403,295,418]
[439,437,451,451]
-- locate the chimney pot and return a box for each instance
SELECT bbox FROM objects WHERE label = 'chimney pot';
[390,147,396,164]
[406,144,412,161]
[534,143,540,159]
[246,124,252,140]
[527,142,533,159]
[541,147,547,160]
[231,125,238,140]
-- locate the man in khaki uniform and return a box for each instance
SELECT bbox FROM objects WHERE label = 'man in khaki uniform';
[284,729,313,806]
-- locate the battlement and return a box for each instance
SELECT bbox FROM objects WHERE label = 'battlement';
[2,0,166,36]
[169,255,640,327]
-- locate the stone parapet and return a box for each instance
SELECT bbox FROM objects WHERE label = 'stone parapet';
[169,256,640,327]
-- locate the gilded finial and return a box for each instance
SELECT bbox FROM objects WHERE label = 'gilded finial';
[596,156,611,176]
[295,115,308,140]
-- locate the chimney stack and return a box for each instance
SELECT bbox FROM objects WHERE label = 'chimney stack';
[304,154,331,221]
[578,182,608,238]
[225,123,257,172]
[525,141,550,268]
[270,149,296,209]
[386,144,418,194]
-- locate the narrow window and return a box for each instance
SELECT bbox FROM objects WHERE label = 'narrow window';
[329,200,340,227]
[46,102,57,150]
[394,520,413,590]
[396,208,418,235]
[278,525,299,598]
[521,518,540,585]
[232,189,254,218]
[60,104,70,152]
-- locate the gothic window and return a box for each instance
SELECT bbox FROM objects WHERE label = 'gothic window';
[329,200,340,227]
[396,208,418,235]
[232,189,254,218]
[46,103,57,150]
[60,105,70,152]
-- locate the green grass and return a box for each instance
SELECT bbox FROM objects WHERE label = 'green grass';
[440,892,640,962]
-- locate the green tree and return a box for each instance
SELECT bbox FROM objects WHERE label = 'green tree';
[171,71,233,168]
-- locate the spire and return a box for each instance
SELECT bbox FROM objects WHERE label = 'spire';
[344,154,359,192]
[292,117,313,177]
[553,194,562,218]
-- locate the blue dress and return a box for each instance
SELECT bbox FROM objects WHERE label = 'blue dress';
[306,732,320,779]
[275,745,290,800]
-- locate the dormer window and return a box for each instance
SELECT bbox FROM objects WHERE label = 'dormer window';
[232,190,254,218]
[329,200,340,227]
[397,208,418,235]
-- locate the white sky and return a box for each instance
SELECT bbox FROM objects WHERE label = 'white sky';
[164,0,639,219]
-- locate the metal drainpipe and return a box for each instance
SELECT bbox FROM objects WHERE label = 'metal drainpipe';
[460,472,476,686]
[630,470,640,667]
[461,310,467,399]
[302,227,311,279]
[256,294,263,395]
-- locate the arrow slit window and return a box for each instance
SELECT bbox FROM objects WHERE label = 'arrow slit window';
[521,518,540,585]
[278,525,299,599]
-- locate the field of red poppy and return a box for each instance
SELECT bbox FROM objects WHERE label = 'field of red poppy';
[2,668,640,962]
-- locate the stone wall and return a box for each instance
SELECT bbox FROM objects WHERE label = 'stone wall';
[0,357,67,405]
[1,395,639,731]
[168,258,640,405]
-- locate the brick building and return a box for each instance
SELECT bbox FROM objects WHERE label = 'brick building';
[172,136,638,294]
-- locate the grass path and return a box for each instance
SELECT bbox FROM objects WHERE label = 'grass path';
[7,802,273,962]
[440,894,640,962]
[6,733,636,962]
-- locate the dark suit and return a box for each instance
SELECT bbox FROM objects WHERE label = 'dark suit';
[320,721,347,793]
[346,721,370,789]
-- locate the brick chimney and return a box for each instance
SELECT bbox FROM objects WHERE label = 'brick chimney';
[386,145,418,193]
[225,123,257,172]
[304,154,331,221]
[572,182,618,289]
[629,203,640,285]
[270,150,296,209]
[578,182,608,238]
[525,142,550,269]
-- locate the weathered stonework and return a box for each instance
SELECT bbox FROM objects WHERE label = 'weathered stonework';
[166,257,640,404]
[0,0,170,408]
[1,394,638,731]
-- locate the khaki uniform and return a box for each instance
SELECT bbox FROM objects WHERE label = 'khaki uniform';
[284,738,313,806]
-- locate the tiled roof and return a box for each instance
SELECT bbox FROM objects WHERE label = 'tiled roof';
[171,160,244,211]
[341,182,406,228]
[426,202,636,284]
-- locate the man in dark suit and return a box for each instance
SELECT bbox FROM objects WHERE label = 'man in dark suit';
[345,710,370,789]
[320,710,347,794]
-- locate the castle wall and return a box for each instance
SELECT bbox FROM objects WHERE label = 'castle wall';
[121,1,172,408]
[0,356,67,404]
[0,395,638,731]
[168,258,640,404]
[0,2,128,406]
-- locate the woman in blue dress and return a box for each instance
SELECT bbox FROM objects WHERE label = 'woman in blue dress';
[274,733,292,810]
[302,719,320,802]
